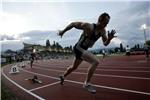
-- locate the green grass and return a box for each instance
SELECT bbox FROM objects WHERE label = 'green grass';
[1,61,15,67]
[1,62,19,100]
[1,82,18,100]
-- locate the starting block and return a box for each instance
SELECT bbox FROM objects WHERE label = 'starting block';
[25,75,42,84]
[9,64,19,74]
[19,61,26,68]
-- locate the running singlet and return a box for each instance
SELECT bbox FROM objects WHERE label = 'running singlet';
[73,23,105,59]
[75,23,105,50]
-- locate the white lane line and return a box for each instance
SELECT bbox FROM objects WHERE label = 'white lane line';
[98,69,150,73]
[35,63,150,69]
[33,66,150,80]
[93,84,150,96]
[21,68,60,80]
[34,63,150,72]
[21,68,150,96]
[29,81,60,92]
[1,69,45,100]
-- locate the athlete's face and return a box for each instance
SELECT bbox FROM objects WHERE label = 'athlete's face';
[98,16,110,28]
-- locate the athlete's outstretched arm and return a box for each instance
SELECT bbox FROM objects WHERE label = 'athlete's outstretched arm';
[58,22,89,37]
[102,30,116,46]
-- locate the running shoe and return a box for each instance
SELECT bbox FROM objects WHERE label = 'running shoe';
[83,83,96,94]
[59,75,64,85]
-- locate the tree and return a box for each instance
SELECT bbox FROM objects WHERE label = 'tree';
[145,40,150,46]
[69,45,72,50]
[120,43,124,52]
[114,47,120,53]
[134,44,137,49]
[46,40,50,48]
[137,44,140,49]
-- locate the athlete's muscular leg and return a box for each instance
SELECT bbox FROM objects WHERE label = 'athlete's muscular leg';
[31,60,33,68]
[64,58,82,77]
[81,51,99,83]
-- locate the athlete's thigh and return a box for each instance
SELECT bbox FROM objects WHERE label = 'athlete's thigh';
[81,51,98,64]
[72,58,83,68]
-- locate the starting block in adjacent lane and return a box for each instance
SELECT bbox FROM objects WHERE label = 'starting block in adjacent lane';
[18,62,26,68]
[9,64,20,74]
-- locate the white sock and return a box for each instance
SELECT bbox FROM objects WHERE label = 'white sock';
[84,81,91,86]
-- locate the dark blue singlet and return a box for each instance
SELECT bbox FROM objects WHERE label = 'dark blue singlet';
[73,24,103,59]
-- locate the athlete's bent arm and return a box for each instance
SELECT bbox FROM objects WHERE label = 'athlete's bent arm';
[102,29,116,46]
[58,22,90,37]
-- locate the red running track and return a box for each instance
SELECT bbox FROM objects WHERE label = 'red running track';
[2,55,150,100]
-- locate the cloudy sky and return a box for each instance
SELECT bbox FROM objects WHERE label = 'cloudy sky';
[0,0,150,51]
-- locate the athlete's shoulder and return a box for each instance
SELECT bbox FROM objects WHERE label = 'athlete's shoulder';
[81,22,91,27]
[71,22,90,28]
[83,23,95,30]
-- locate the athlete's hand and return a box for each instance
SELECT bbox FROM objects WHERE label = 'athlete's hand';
[57,30,64,38]
[108,29,117,40]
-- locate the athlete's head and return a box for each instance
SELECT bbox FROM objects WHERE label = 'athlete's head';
[97,12,110,28]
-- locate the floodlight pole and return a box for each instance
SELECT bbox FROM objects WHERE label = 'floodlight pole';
[141,24,149,60]
[141,24,147,42]
[143,27,147,42]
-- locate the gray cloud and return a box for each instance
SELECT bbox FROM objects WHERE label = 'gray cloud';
[19,30,58,45]
[0,34,17,41]
[19,29,81,45]
[0,29,81,51]
[2,1,149,51]
[1,42,23,51]
[111,1,150,47]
